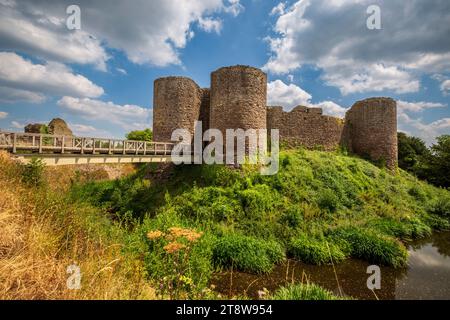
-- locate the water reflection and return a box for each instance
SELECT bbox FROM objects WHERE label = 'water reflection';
[211,232,450,300]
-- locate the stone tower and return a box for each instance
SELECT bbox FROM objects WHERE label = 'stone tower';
[343,97,398,170]
[153,76,203,142]
[210,65,267,150]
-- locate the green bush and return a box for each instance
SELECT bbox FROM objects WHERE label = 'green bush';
[369,218,432,240]
[271,283,342,300]
[317,189,339,212]
[21,157,45,187]
[428,196,450,219]
[288,235,346,265]
[330,227,408,268]
[212,234,285,273]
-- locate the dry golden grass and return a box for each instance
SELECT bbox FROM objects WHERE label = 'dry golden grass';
[0,152,155,300]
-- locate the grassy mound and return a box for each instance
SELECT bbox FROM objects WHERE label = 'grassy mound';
[70,148,450,290]
[4,146,449,299]
[271,283,343,300]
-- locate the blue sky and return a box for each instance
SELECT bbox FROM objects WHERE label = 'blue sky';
[0,0,449,145]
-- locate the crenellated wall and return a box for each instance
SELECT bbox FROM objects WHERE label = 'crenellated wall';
[151,66,398,170]
[267,105,345,151]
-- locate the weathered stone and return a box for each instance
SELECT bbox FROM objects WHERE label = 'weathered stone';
[210,65,267,152]
[153,76,202,142]
[48,118,73,136]
[267,106,344,151]
[343,97,397,170]
[24,123,46,134]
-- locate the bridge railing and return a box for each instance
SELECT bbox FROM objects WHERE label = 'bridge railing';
[0,131,175,156]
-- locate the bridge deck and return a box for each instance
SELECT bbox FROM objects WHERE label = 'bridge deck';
[0,131,179,165]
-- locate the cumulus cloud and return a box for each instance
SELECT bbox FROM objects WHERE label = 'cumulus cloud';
[0,0,243,68]
[397,100,446,113]
[0,111,8,119]
[0,52,104,103]
[198,17,223,34]
[264,0,450,94]
[0,86,45,104]
[68,122,113,137]
[441,80,450,95]
[57,96,151,131]
[267,79,311,108]
[397,99,449,145]
[0,1,108,70]
[267,79,347,117]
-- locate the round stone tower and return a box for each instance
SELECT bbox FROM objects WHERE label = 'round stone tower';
[344,97,397,170]
[210,65,267,147]
[153,76,202,142]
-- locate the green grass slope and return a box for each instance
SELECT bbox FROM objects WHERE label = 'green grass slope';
[71,148,450,296]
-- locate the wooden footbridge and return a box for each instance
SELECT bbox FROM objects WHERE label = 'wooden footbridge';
[0,131,181,166]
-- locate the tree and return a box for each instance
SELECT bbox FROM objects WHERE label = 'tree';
[397,132,429,173]
[126,129,153,142]
[426,135,450,188]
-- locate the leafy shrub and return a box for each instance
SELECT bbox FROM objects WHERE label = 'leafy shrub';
[408,185,427,202]
[288,235,346,265]
[212,234,285,273]
[281,206,303,228]
[369,218,432,240]
[428,196,450,219]
[21,158,45,187]
[330,227,407,268]
[239,184,278,217]
[271,283,342,300]
[144,226,213,299]
[317,189,339,212]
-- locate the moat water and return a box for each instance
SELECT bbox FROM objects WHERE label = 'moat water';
[212,231,450,300]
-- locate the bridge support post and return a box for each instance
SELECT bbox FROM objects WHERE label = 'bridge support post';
[81,138,85,154]
[61,136,65,154]
[12,133,16,154]
[108,140,112,155]
[39,136,43,153]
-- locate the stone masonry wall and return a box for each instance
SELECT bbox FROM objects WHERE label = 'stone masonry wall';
[199,88,211,134]
[210,65,267,151]
[343,97,397,169]
[267,105,345,151]
[153,76,202,142]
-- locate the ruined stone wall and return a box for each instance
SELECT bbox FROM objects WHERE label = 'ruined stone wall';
[199,88,210,134]
[343,97,397,169]
[267,106,345,150]
[153,76,202,142]
[210,66,267,146]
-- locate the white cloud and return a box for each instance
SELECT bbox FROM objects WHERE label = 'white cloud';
[397,101,450,145]
[441,80,450,95]
[0,111,8,119]
[57,96,151,132]
[116,68,127,76]
[68,123,113,137]
[267,79,311,109]
[264,0,450,94]
[267,79,347,117]
[198,17,222,34]
[0,1,108,70]
[270,2,286,16]
[1,0,243,68]
[11,120,24,129]
[397,100,446,113]
[312,101,347,118]
[0,52,104,103]
[0,86,46,103]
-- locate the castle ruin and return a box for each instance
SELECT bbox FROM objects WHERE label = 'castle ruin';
[152,65,398,170]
